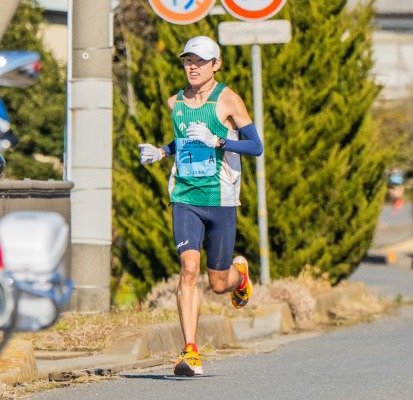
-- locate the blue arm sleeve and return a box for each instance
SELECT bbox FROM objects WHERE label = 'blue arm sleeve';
[223,123,263,156]
[161,140,176,157]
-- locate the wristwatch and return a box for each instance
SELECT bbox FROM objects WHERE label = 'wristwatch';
[218,137,226,149]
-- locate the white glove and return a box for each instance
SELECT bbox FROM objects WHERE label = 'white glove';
[138,144,163,164]
[186,124,218,148]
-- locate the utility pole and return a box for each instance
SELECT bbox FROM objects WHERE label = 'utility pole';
[68,0,113,312]
[0,0,20,43]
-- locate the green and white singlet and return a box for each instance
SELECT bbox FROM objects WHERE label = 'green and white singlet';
[168,83,241,207]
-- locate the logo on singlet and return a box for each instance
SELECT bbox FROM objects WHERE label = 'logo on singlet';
[176,110,183,116]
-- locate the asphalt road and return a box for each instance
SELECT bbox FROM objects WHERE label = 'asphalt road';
[31,306,413,400]
[348,201,413,300]
[349,264,413,300]
[372,202,413,247]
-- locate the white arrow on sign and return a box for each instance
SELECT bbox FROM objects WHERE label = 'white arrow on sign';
[218,20,291,46]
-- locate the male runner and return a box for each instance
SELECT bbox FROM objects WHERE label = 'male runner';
[138,36,263,376]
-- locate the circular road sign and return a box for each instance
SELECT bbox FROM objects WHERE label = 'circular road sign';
[221,0,287,21]
[148,0,217,25]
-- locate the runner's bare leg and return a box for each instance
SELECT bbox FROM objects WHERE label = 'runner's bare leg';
[208,266,242,294]
[177,250,201,344]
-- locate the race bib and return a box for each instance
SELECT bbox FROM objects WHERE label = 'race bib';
[176,138,216,177]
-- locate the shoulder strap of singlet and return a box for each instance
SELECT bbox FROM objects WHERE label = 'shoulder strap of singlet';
[207,83,226,103]
[176,90,184,101]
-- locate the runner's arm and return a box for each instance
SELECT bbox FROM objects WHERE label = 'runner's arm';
[224,124,262,156]
[221,91,263,156]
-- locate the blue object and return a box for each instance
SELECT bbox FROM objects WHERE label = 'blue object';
[172,202,236,271]
[185,0,194,10]
[176,138,217,177]
[224,123,263,156]
[389,171,404,185]
[0,51,40,87]
[162,140,176,157]
[13,276,73,308]
[0,96,18,148]
[0,97,8,123]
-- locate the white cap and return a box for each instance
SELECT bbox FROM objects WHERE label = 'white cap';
[180,36,220,61]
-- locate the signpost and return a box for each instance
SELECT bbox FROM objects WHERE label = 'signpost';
[148,0,216,24]
[218,20,291,45]
[149,0,291,285]
[218,17,290,286]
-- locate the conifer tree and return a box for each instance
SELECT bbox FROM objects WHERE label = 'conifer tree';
[0,0,65,179]
[112,0,391,302]
[260,0,390,282]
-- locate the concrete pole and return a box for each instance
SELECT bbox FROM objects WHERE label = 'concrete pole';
[68,0,113,312]
[0,0,20,43]
[251,44,270,285]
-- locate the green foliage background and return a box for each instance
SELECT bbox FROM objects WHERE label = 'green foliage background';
[112,0,391,304]
[0,0,393,306]
[0,0,65,179]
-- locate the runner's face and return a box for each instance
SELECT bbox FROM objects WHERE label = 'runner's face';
[182,54,215,87]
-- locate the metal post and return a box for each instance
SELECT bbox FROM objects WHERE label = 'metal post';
[64,0,73,180]
[69,0,113,312]
[251,44,270,284]
[0,0,20,43]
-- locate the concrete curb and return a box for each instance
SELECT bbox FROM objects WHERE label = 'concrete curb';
[314,281,368,319]
[104,315,239,358]
[230,303,294,341]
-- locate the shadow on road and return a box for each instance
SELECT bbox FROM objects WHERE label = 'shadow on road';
[362,254,387,265]
[121,374,217,381]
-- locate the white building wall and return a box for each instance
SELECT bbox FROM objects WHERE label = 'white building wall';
[373,32,413,99]
[42,24,68,64]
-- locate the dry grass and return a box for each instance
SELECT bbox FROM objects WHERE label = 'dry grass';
[15,308,179,352]
[0,382,25,399]
[0,374,120,399]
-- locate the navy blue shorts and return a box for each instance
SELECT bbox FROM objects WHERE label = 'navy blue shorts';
[172,202,237,271]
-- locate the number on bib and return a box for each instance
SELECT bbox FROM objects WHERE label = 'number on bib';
[176,138,217,177]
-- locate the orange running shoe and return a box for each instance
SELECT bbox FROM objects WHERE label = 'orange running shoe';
[173,345,203,376]
[231,256,252,309]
